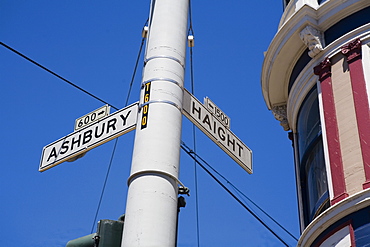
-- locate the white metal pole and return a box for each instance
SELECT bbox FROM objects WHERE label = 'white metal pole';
[122,0,189,246]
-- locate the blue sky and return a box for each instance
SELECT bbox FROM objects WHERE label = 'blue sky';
[1,1,299,246]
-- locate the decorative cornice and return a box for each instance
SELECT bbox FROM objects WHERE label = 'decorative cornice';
[272,104,290,131]
[313,57,332,82]
[341,38,362,63]
[299,25,324,58]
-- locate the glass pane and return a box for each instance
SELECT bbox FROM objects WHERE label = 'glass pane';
[318,0,328,4]
[298,90,321,159]
[306,140,328,217]
[296,87,329,225]
[355,222,370,246]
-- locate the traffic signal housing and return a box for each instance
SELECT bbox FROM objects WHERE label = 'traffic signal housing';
[66,216,124,247]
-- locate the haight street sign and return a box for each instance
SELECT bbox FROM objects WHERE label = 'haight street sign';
[182,89,253,174]
[39,102,138,172]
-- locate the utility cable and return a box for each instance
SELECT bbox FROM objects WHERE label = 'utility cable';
[91,21,148,232]
[187,0,200,246]
[2,21,296,246]
[183,140,299,242]
[184,141,298,241]
[181,141,298,242]
[125,18,148,106]
[1,29,146,233]
[90,138,119,233]
[0,41,119,111]
[188,0,194,38]
[229,179,299,241]
[190,124,200,247]
[125,37,145,106]
[184,3,295,245]
[181,142,294,247]
[0,41,123,233]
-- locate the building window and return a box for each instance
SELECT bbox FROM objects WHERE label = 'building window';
[317,0,328,4]
[324,6,370,45]
[288,49,311,93]
[355,222,370,246]
[282,0,291,10]
[315,224,353,247]
[311,206,370,246]
[297,87,329,226]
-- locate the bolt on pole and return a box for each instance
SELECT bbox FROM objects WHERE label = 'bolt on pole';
[121,0,189,246]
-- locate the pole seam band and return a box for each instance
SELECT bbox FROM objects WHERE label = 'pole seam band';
[139,99,182,112]
[127,169,186,188]
[141,78,183,90]
[144,55,185,68]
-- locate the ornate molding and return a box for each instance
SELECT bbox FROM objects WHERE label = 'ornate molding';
[299,25,324,58]
[272,104,290,131]
[314,57,332,82]
[341,38,362,63]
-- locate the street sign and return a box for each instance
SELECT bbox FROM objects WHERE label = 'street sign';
[75,105,110,131]
[204,97,230,129]
[183,89,252,174]
[39,102,139,172]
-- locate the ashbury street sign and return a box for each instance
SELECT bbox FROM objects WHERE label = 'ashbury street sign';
[183,89,253,174]
[39,102,138,172]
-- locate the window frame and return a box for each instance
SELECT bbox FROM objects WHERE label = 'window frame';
[296,87,330,226]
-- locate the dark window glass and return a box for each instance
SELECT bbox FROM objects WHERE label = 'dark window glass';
[355,222,370,246]
[305,140,329,220]
[318,0,328,4]
[310,206,370,246]
[297,90,320,156]
[324,6,370,45]
[297,87,329,226]
[288,49,311,93]
[282,0,291,10]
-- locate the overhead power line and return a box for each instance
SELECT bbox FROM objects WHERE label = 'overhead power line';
[229,177,299,242]
[125,18,148,106]
[91,20,148,233]
[91,138,119,234]
[181,142,296,247]
[0,41,119,111]
[0,38,144,233]
[187,0,200,246]
[2,35,297,245]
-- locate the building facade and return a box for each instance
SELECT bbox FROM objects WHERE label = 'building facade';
[261,0,370,246]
